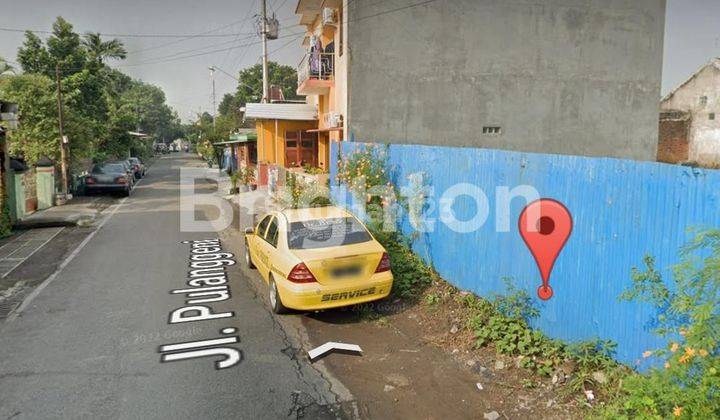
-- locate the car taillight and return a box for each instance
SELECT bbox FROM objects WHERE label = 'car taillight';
[115,177,127,184]
[375,252,391,273]
[86,177,96,185]
[287,263,317,283]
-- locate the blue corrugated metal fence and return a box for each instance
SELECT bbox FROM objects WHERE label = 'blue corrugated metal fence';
[330,141,720,366]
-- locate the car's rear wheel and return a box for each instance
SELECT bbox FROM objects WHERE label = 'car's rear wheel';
[269,277,290,314]
[244,240,256,269]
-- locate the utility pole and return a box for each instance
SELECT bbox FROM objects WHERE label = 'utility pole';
[260,0,270,103]
[209,66,217,128]
[55,63,69,197]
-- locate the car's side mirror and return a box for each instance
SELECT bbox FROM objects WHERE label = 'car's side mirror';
[244,227,254,235]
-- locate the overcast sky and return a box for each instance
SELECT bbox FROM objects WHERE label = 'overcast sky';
[1,0,719,122]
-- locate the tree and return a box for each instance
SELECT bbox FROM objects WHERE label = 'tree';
[214,61,302,135]
[0,74,60,163]
[45,17,86,75]
[218,93,241,119]
[216,61,302,121]
[232,61,302,108]
[18,17,87,78]
[83,33,127,65]
[16,32,52,75]
[9,16,182,168]
[0,57,15,76]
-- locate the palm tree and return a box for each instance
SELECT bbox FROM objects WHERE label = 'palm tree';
[82,32,127,64]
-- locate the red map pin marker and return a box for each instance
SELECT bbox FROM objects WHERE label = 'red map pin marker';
[518,199,573,300]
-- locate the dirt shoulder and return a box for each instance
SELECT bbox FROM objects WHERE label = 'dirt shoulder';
[299,291,582,420]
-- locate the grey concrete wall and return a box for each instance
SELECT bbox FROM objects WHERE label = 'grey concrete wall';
[346,0,666,161]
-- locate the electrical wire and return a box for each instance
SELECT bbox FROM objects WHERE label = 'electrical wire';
[268,34,304,56]
[220,0,257,70]
[114,30,307,68]
[0,26,253,38]
[136,33,257,63]
[8,0,441,73]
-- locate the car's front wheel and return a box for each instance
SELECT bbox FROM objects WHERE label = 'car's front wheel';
[269,277,290,314]
[244,240,256,269]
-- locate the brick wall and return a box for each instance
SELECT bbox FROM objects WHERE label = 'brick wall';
[657,112,690,164]
[22,169,37,213]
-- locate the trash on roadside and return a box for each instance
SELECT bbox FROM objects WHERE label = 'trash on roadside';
[475,382,484,391]
[483,411,500,420]
[584,390,595,402]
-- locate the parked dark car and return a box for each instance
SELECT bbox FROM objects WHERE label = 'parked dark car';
[85,163,133,196]
[111,160,136,188]
[128,157,146,179]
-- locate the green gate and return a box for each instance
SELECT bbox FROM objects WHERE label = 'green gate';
[7,170,25,221]
[36,166,55,210]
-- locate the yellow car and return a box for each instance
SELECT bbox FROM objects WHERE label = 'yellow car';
[243,206,393,314]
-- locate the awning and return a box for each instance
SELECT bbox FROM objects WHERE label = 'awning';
[305,127,343,133]
[245,103,317,121]
[212,141,245,147]
[229,132,257,142]
[214,133,257,147]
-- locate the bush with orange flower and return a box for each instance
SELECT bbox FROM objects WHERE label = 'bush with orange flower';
[595,230,720,418]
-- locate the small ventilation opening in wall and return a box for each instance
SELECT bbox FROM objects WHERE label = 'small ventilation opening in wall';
[482,126,502,135]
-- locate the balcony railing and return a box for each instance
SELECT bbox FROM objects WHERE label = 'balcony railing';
[297,52,335,87]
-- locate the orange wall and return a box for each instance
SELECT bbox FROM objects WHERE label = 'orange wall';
[304,4,345,144]
[255,119,326,168]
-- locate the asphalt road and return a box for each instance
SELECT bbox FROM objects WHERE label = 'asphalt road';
[0,154,351,420]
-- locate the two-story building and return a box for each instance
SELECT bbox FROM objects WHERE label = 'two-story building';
[246,0,346,184]
[660,58,720,166]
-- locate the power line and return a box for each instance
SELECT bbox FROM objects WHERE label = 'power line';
[8,0,441,72]
[115,30,307,68]
[268,34,304,56]
[128,24,302,60]
[116,0,440,69]
[0,26,254,38]
[352,0,440,23]
[136,34,256,63]
[274,0,290,12]
[126,17,255,55]
[220,0,257,70]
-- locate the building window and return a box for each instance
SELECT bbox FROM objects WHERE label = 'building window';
[482,126,502,135]
[700,96,708,106]
[710,113,716,121]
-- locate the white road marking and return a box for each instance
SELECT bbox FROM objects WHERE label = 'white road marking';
[0,230,32,254]
[6,175,148,321]
[0,227,64,278]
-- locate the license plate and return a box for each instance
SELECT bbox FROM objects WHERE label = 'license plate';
[330,265,362,277]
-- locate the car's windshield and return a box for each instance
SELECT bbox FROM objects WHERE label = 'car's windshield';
[129,158,139,164]
[287,217,372,250]
[92,164,125,174]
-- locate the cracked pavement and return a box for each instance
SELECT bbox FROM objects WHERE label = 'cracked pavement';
[0,154,355,420]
